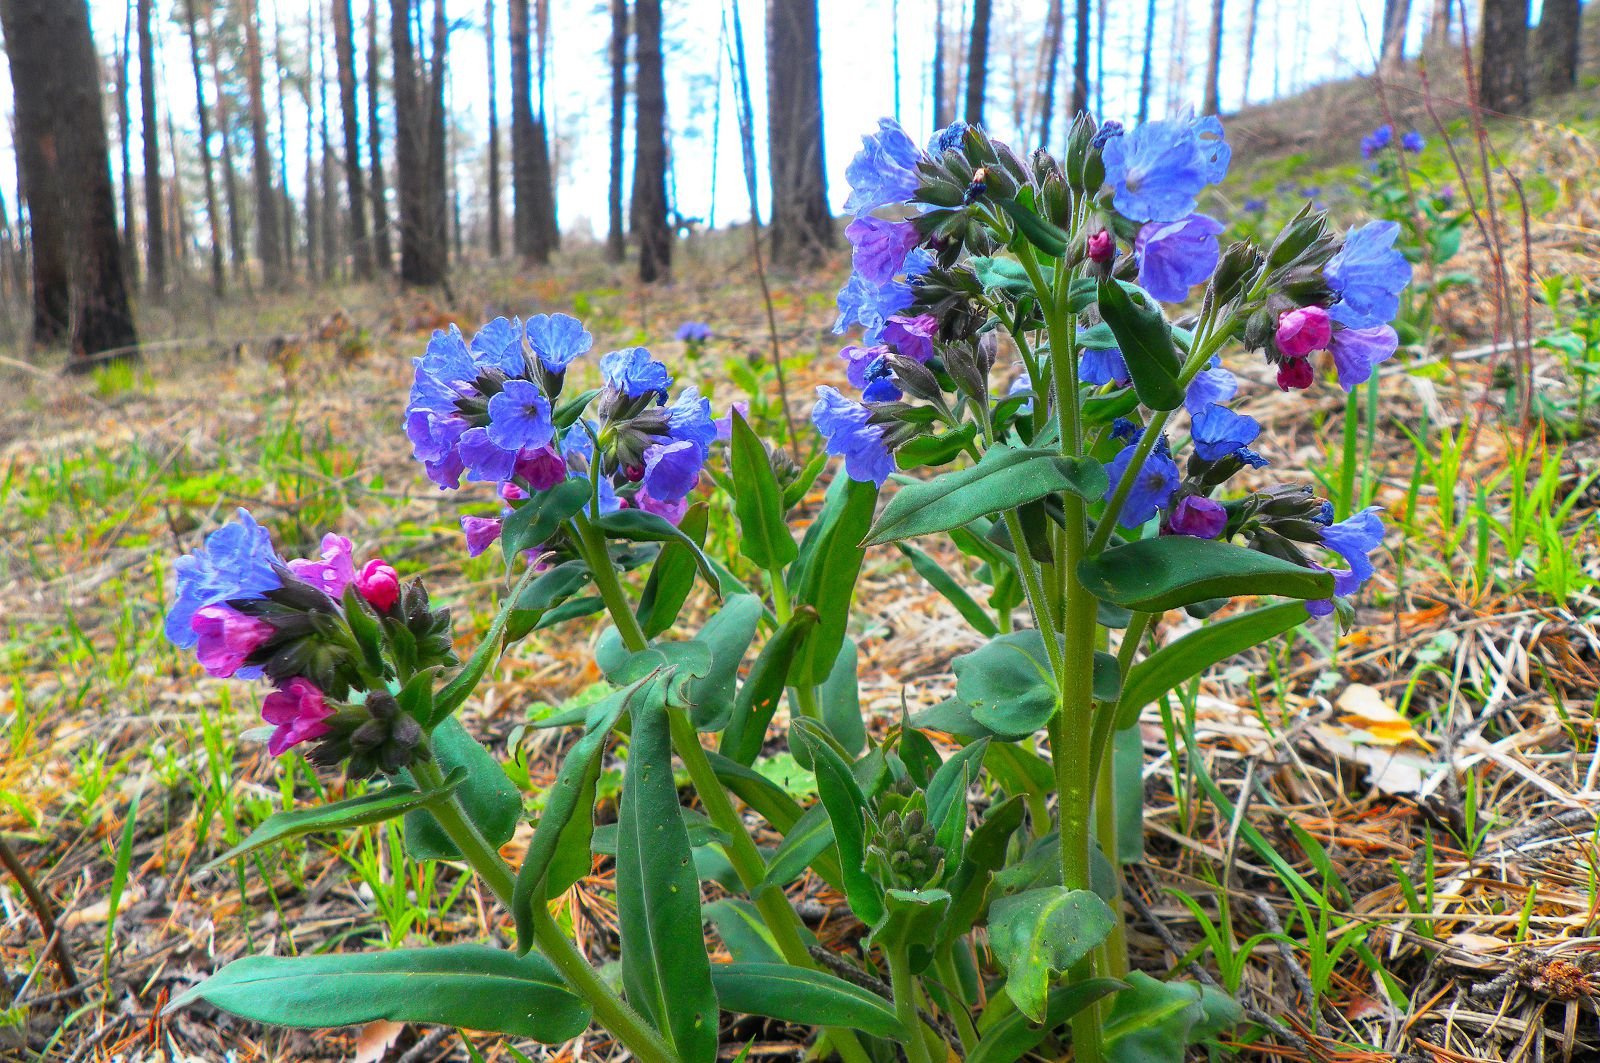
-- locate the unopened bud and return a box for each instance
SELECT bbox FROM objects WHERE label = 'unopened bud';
[1276,357,1315,392]
[1275,306,1332,358]
[1087,229,1115,265]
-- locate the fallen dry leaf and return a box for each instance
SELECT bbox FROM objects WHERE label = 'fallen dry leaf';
[353,1019,405,1063]
[1336,682,1427,747]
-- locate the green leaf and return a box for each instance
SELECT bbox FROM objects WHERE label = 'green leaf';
[1113,726,1145,864]
[507,561,592,642]
[796,719,883,926]
[926,738,988,860]
[971,255,1035,296]
[685,594,764,732]
[638,501,710,638]
[595,509,718,589]
[703,899,787,964]
[553,388,601,428]
[401,718,520,861]
[940,794,1026,944]
[897,542,1000,637]
[989,887,1116,1022]
[720,608,819,764]
[1103,972,1232,1063]
[967,978,1127,1063]
[993,196,1069,257]
[730,410,797,569]
[710,963,905,1039]
[782,447,830,511]
[617,689,719,1063]
[869,888,950,966]
[165,945,590,1042]
[1078,537,1335,614]
[954,630,1058,739]
[1096,279,1184,411]
[896,424,979,471]
[789,473,879,688]
[1117,600,1308,728]
[819,640,867,757]
[200,775,462,873]
[758,802,835,890]
[865,444,1106,546]
[501,478,590,562]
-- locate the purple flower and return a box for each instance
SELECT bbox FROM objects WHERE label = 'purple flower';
[1326,221,1412,328]
[1135,213,1223,302]
[666,387,718,455]
[1080,347,1130,387]
[525,313,592,374]
[261,677,334,756]
[1105,440,1180,528]
[1244,198,1268,213]
[600,347,673,401]
[1277,357,1315,392]
[166,508,282,650]
[1190,403,1261,461]
[813,386,893,487]
[355,559,400,611]
[636,485,688,525]
[1306,506,1386,616]
[675,321,712,343]
[881,313,938,363]
[641,440,704,502]
[1166,495,1227,539]
[461,515,503,558]
[834,272,917,341]
[1401,130,1425,153]
[840,344,900,402]
[1189,113,1232,183]
[560,422,596,468]
[847,217,920,286]
[1360,124,1393,159]
[486,378,555,451]
[515,444,569,491]
[1328,324,1399,391]
[405,409,468,489]
[459,426,520,483]
[1102,118,1220,223]
[287,533,357,598]
[714,402,752,442]
[844,118,922,216]
[1275,306,1333,358]
[1184,356,1237,414]
[191,605,274,679]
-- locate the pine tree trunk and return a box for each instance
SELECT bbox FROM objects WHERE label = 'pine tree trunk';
[1137,0,1156,123]
[116,21,138,291]
[390,0,447,285]
[181,0,225,295]
[317,6,338,281]
[1071,0,1089,116]
[1381,0,1409,67]
[485,0,502,257]
[1532,0,1580,97]
[766,0,832,265]
[274,3,295,276]
[1036,0,1063,148]
[631,0,670,282]
[1240,0,1260,103]
[1,0,139,363]
[533,0,558,255]
[1202,0,1225,114]
[137,0,165,293]
[508,0,540,261]
[242,0,282,286]
[333,0,371,277]
[367,0,393,270]
[605,0,626,262]
[932,0,947,128]
[1477,0,1529,113]
[1428,0,1452,44]
[964,0,990,125]
[204,12,244,279]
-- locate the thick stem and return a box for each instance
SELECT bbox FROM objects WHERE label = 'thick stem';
[934,948,979,1053]
[1338,389,1360,521]
[887,948,934,1063]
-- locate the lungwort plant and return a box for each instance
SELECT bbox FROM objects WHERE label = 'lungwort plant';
[161,111,1403,1062]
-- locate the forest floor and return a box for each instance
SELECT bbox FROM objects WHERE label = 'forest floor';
[5,80,1600,1063]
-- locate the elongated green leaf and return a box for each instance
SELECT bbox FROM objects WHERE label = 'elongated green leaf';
[502,478,590,561]
[896,424,980,471]
[993,196,1069,256]
[685,594,764,732]
[865,444,1106,547]
[730,410,797,569]
[710,963,905,1038]
[989,886,1116,1021]
[940,794,1026,944]
[553,388,602,428]
[705,750,806,833]
[1116,600,1307,728]
[507,561,592,642]
[967,978,1127,1063]
[402,718,521,861]
[782,447,830,511]
[595,509,717,588]
[638,501,710,638]
[1079,537,1334,614]
[790,474,879,688]
[927,738,988,859]
[617,693,718,1063]
[819,640,867,757]
[201,775,463,872]
[1102,972,1237,1063]
[1113,725,1145,864]
[1096,279,1184,411]
[720,608,818,764]
[703,899,786,964]
[897,542,1000,637]
[166,945,591,1042]
[758,803,835,890]
[795,719,883,926]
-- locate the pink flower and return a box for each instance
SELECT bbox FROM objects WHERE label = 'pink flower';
[637,485,688,525]
[261,678,333,756]
[1276,357,1315,392]
[461,515,503,557]
[355,558,400,611]
[190,605,273,678]
[1274,306,1332,358]
[1087,229,1115,264]
[287,533,356,598]
[715,402,753,442]
[515,444,568,491]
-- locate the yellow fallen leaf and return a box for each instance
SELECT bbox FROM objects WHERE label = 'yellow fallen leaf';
[1335,683,1427,747]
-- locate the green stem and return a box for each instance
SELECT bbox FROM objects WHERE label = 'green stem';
[1093,749,1130,980]
[1339,389,1359,521]
[934,948,979,1054]
[410,758,677,1063]
[887,948,934,1063]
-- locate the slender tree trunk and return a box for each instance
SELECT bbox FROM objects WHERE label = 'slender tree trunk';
[1240,0,1259,103]
[632,0,670,282]
[1532,0,1580,97]
[1,0,139,363]
[766,0,831,264]
[1137,0,1157,121]
[606,0,626,262]
[181,0,225,294]
[137,0,165,293]
[205,11,244,279]
[1428,0,1452,45]
[242,0,282,286]
[116,23,138,291]
[1070,0,1090,117]
[333,0,371,277]
[1036,0,1064,148]
[304,91,320,281]
[318,6,338,280]
[932,0,947,128]
[390,0,447,285]
[533,0,558,254]
[509,0,540,261]
[485,0,502,257]
[273,4,294,275]
[428,0,449,271]
[964,0,990,125]
[1094,0,1106,117]
[367,0,393,270]
[1477,0,1529,113]
[1202,0,1225,114]
[1381,0,1409,66]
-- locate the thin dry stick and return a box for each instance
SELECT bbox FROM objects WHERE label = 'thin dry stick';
[0,835,83,1002]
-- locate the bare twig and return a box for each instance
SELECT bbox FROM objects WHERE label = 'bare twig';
[0,835,83,1002]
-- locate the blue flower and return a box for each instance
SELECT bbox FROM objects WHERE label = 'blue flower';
[675,321,712,342]
[666,387,718,454]
[1080,347,1130,387]
[1188,113,1232,183]
[486,378,555,451]
[166,508,282,649]
[526,313,592,374]
[1401,130,1425,153]
[1326,221,1412,328]
[1190,403,1261,461]
[840,344,900,402]
[927,121,968,155]
[844,118,922,216]
[1135,213,1223,302]
[1103,118,1220,223]
[1360,124,1393,159]
[881,313,937,363]
[1105,439,1180,528]
[1184,356,1238,414]
[459,426,520,483]
[1306,507,1386,616]
[813,386,894,486]
[834,272,917,341]
[469,317,526,376]
[600,347,673,400]
[560,421,596,467]
[1328,324,1399,391]
[641,440,704,502]
[846,217,920,286]
[1244,198,1268,213]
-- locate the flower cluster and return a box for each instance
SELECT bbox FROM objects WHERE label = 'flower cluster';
[1361,124,1425,159]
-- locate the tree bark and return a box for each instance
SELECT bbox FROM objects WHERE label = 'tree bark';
[766,0,831,264]
[317,5,338,280]
[1036,0,1064,149]
[1532,0,1580,97]
[390,0,448,285]
[1,0,139,363]
[1137,0,1157,122]
[181,0,225,295]
[533,0,558,254]
[485,0,502,256]
[137,0,165,293]
[241,0,282,286]
[204,8,244,279]
[1202,0,1225,115]
[333,0,371,276]
[631,0,670,282]
[273,3,294,275]
[508,0,541,261]
[964,0,990,126]
[932,0,948,128]
[606,0,626,262]
[1381,0,1409,67]
[1240,0,1260,103]
[116,21,137,291]
[1071,0,1090,117]
[366,0,393,270]
[1428,0,1452,44]
[1477,0,1529,114]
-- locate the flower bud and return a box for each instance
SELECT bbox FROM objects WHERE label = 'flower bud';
[1276,357,1315,391]
[355,559,400,612]
[1064,112,1105,192]
[1165,495,1227,539]
[1087,229,1115,265]
[1212,241,1264,306]
[865,808,946,891]
[1275,306,1332,358]
[885,355,945,403]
